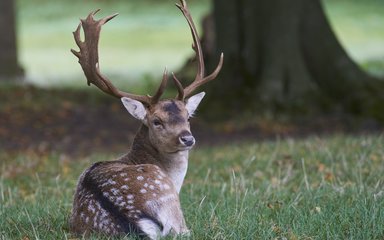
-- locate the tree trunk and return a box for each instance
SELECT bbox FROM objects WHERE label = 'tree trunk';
[194,0,384,120]
[0,0,24,80]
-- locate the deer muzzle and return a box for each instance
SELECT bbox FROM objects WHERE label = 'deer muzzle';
[179,131,195,147]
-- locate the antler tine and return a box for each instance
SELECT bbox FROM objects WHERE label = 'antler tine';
[175,0,224,100]
[172,72,185,100]
[71,10,159,107]
[176,0,204,80]
[151,68,169,104]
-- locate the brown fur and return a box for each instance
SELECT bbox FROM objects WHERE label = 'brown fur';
[70,99,192,238]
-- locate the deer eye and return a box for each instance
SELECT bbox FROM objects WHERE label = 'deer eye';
[153,119,163,127]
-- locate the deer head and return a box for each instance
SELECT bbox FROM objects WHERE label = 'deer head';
[71,0,223,154]
[122,92,205,153]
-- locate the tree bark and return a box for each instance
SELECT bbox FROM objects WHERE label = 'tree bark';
[0,0,24,80]
[194,0,384,120]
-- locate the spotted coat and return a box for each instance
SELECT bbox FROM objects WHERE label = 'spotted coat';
[70,161,187,237]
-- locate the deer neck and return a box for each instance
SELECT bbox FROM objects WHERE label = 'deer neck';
[124,125,189,193]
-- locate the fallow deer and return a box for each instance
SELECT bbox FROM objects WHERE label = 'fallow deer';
[69,0,223,239]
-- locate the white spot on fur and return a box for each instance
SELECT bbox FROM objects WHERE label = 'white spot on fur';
[110,188,120,195]
[137,176,144,181]
[140,188,147,194]
[149,185,155,190]
[108,179,117,185]
[121,185,129,190]
[101,210,108,218]
[101,179,117,187]
[120,172,128,177]
[100,216,110,227]
[124,177,130,181]
[154,180,161,185]
[88,204,96,214]
[127,194,134,199]
[144,183,149,188]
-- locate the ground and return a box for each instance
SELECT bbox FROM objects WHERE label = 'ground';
[1,85,384,239]
[1,85,382,156]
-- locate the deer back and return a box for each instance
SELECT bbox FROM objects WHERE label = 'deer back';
[70,161,187,237]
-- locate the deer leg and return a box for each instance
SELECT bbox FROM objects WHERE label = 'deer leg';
[142,197,188,238]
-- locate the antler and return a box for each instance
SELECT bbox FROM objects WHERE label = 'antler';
[173,0,224,100]
[71,9,168,107]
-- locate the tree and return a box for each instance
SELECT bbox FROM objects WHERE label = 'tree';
[0,0,24,80]
[185,0,384,120]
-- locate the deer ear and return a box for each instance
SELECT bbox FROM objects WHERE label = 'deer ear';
[121,97,147,121]
[185,92,205,117]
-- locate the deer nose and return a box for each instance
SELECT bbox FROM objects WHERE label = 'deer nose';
[179,131,195,147]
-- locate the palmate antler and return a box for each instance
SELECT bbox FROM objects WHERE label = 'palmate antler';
[71,1,223,106]
[173,0,224,101]
[71,9,167,107]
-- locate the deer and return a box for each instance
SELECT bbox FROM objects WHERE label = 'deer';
[69,0,223,239]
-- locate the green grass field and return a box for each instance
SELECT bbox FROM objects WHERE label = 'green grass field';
[1,135,384,239]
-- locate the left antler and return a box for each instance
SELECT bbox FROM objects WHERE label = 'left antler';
[173,0,224,101]
[71,9,168,107]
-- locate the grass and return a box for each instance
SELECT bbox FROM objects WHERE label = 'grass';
[15,0,384,86]
[1,134,384,239]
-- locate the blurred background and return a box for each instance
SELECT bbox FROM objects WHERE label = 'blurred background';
[0,0,384,240]
[11,0,384,85]
[1,1,384,238]
[14,0,210,86]
[0,0,383,154]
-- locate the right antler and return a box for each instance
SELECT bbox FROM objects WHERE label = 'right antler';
[71,9,167,107]
[173,0,224,101]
